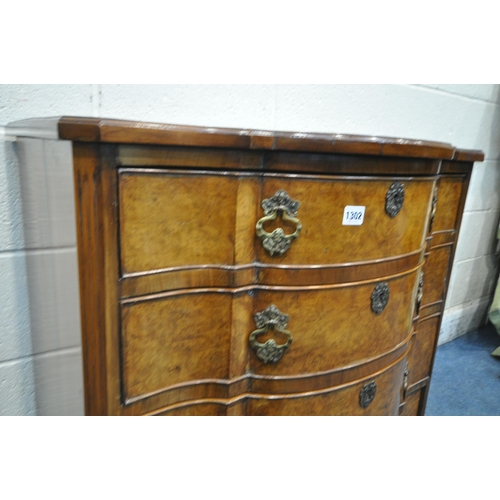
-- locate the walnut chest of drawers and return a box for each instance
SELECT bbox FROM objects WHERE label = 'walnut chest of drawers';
[8,117,484,416]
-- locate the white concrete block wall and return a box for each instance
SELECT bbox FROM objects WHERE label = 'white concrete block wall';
[1,84,499,415]
[0,85,94,416]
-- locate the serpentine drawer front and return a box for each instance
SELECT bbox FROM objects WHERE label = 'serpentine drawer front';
[118,170,434,276]
[120,272,416,405]
[7,116,484,416]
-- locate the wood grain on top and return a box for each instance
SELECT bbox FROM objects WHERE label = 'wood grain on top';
[6,116,483,160]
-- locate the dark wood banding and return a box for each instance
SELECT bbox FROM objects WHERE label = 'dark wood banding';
[119,146,444,176]
[120,261,424,305]
[73,144,109,416]
[118,145,263,170]
[119,166,439,182]
[120,246,425,297]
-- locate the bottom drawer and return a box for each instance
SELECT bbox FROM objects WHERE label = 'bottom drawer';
[247,354,407,416]
[153,353,407,416]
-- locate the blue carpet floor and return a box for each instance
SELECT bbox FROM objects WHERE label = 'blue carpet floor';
[425,323,500,416]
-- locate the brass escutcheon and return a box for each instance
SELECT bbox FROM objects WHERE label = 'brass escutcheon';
[386,182,405,217]
[360,381,377,408]
[371,282,390,314]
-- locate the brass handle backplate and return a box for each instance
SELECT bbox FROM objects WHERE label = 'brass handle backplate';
[249,305,293,364]
[256,190,302,256]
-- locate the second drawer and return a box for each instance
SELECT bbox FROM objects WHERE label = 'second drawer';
[120,268,419,403]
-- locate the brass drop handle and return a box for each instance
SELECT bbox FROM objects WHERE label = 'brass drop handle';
[249,305,293,364]
[256,190,302,256]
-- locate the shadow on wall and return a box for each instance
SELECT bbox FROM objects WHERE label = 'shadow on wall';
[5,137,84,416]
[0,139,36,415]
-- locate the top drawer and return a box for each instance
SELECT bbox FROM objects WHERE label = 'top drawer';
[118,169,434,279]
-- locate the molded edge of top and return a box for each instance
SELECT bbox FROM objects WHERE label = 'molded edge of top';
[6,116,485,161]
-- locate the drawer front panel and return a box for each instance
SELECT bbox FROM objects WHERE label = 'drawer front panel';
[119,268,418,407]
[420,246,452,309]
[258,177,434,265]
[119,170,244,274]
[121,293,233,401]
[119,170,434,280]
[247,355,407,416]
[250,271,418,376]
[408,315,440,386]
[432,177,464,233]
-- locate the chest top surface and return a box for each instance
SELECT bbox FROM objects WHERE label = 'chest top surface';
[7,115,484,162]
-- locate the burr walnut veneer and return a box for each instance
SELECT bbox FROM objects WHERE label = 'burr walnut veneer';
[8,117,484,416]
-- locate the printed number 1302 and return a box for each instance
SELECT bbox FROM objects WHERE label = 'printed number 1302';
[346,211,363,220]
